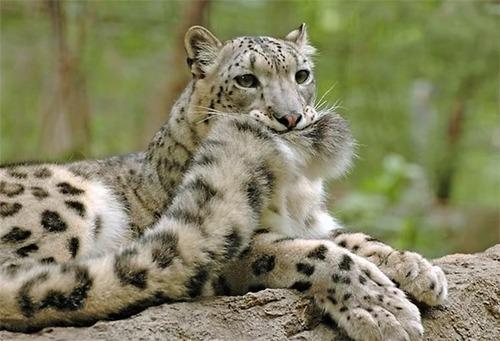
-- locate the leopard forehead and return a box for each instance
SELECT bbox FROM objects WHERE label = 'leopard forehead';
[219,36,313,75]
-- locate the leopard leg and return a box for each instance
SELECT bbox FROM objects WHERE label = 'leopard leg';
[328,229,447,306]
[222,232,423,341]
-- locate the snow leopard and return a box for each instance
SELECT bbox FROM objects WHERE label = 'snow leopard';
[0,25,447,340]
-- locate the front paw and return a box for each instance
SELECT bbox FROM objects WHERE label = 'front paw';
[317,255,423,341]
[384,251,448,306]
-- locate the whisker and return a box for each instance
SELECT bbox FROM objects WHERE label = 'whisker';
[314,83,337,107]
[195,115,219,124]
[194,111,241,125]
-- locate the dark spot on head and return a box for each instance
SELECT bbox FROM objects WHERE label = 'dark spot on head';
[338,240,347,248]
[41,210,67,232]
[2,226,31,243]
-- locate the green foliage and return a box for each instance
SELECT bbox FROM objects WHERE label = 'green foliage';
[1,0,498,256]
[333,154,454,257]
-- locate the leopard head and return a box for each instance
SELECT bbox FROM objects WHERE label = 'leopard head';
[184,24,320,132]
[182,25,354,179]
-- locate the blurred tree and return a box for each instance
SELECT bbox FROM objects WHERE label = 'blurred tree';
[1,0,498,256]
[144,0,210,140]
[39,0,90,160]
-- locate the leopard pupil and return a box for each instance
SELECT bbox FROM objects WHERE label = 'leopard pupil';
[295,70,309,84]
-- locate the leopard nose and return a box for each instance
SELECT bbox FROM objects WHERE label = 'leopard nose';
[277,113,302,129]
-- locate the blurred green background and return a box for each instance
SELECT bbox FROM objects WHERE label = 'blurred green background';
[1,0,498,257]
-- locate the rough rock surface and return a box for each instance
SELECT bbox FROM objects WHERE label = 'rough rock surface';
[1,245,499,341]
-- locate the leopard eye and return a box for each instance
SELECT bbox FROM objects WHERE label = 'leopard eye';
[235,74,259,88]
[295,70,310,84]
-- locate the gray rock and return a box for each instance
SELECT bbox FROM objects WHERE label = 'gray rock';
[2,245,499,340]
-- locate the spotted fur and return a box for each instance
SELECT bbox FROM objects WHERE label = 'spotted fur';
[0,25,446,340]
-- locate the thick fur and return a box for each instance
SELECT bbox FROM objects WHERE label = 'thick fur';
[0,26,446,340]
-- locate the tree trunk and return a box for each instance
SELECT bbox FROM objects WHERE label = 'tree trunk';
[40,0,90,161]
[435,77,477,204]
[143,0,211,141]
[2,244,498,340]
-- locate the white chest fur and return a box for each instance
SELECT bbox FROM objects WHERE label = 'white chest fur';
[261,176,341,239]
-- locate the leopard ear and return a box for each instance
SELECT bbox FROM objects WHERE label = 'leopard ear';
[184,26,222,78]
[285,23,316,56]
